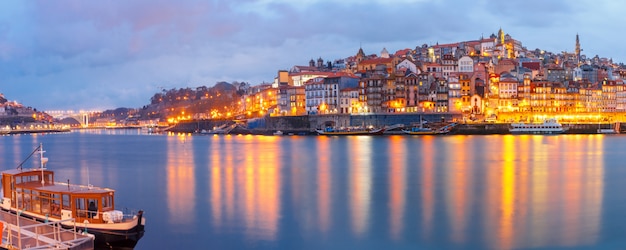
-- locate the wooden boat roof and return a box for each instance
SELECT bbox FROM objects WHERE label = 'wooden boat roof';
[18,182,113,195]
[3,168,114,195]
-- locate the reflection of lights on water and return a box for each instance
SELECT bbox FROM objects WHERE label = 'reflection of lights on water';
[166,135,195,230]
[317,137,331,233]
[208,136,280,241]
[350,136,372,237]
[388,136,405,241]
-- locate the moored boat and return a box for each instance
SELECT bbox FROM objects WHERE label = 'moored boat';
[1,144,146,249]
[316,127,385,136]
[509,118,565,134]
[402,126,438,135]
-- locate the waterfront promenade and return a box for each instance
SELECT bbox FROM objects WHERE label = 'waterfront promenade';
[166,113,621,135]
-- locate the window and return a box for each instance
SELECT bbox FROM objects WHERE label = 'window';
[87,198,98,218]
[75,198,86,217]
[62,194,70,210]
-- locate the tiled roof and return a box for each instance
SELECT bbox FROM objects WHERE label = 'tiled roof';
[289,71,332,77]
[522,62,541,71]
[359,57,394,65]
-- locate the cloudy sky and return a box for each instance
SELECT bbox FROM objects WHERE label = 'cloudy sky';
[0,0,623,111]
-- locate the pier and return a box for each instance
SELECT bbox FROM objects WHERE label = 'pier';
[0,210,93,250]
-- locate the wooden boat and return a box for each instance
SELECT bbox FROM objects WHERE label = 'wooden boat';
[402,121,439,135]
[316,127,385,136]
[1,144,145,249]
[402,126,439,135]
[403,122,457,135]
[509,118,565,134]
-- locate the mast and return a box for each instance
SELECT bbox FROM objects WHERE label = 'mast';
[39,143,48,185]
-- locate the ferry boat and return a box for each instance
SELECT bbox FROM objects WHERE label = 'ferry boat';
[316,127,385,136]
[509,118,565,134]
[0,144,146,249]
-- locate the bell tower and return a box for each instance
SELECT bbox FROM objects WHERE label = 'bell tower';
[575,33,581,66]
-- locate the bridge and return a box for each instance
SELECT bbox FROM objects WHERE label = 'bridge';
[45,110,98,127]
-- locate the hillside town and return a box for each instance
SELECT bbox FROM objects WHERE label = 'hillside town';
[243,29,626,124]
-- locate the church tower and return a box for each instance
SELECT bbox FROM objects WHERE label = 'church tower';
[356,47,366,63]
[498,28,505,45]
[575,34,581,66]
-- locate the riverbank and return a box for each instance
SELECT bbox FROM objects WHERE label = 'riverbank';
[1,128,71,135]
[167,114,621,135]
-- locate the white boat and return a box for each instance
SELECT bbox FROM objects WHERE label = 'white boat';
[597,128,618,134]
[597,122,619,134]
[273,130,284,136]
[509,118,565,134]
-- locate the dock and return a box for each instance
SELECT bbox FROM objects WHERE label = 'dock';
[0,209,93,250]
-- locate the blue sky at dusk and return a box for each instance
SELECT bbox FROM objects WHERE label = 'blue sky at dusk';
[0,0,623,111]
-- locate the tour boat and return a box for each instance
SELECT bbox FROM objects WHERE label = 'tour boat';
[402,126,438,135]
[316,127,385,136]
[0,144,146,249]
[509,118,565,134]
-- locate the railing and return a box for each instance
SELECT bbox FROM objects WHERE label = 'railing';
[1,215,93,249]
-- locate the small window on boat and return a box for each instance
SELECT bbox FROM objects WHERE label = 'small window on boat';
[51,194,61,217]
[62,194,70,210]
[102,196,112,210]
[87,198,98,218]
[75,198,86,217]
[40,193,51,215]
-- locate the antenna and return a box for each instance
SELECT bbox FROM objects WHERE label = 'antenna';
[39,143,48,186]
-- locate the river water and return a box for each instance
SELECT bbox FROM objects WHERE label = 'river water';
[1,130,626,249]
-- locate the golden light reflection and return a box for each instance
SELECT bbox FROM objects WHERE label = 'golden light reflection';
[317,136,331,233]
[445,136,471,244]
[498,135,516,250]
[481,135,606,249]
[420,136,435,240]
[349,136,372,237]
[210,136,281,241]
[388,136,406,241]
[166,134,195,228]
[528,135,550,247]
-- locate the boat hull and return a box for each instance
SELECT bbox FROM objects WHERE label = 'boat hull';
[87,223,145,249]
[1,208,145,249]
[402,130,440,135]
[509,130,564,135]
[316,128,385,136]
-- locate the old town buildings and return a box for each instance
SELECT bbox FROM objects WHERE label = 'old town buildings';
[242,29,626,122]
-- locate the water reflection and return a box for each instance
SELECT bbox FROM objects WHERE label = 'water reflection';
[166,133,195,231]
[1,132,610,249]
[316,137,331,234]
[349,136,372,238]
[445,136,471,244]
[388,136,406,241]
[420,136,435,240]
[208,135,281,241]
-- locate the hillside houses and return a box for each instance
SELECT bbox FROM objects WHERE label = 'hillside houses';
[238,29,626,122]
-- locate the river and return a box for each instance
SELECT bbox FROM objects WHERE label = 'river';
[1,130,626,249]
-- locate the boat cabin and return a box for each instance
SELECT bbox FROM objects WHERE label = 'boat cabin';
[1,169,118,224]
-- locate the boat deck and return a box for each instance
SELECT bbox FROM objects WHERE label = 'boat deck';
[0,209,94,250]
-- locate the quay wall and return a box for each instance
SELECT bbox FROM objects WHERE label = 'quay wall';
[171,115,624,135]
[173,113,463,134]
